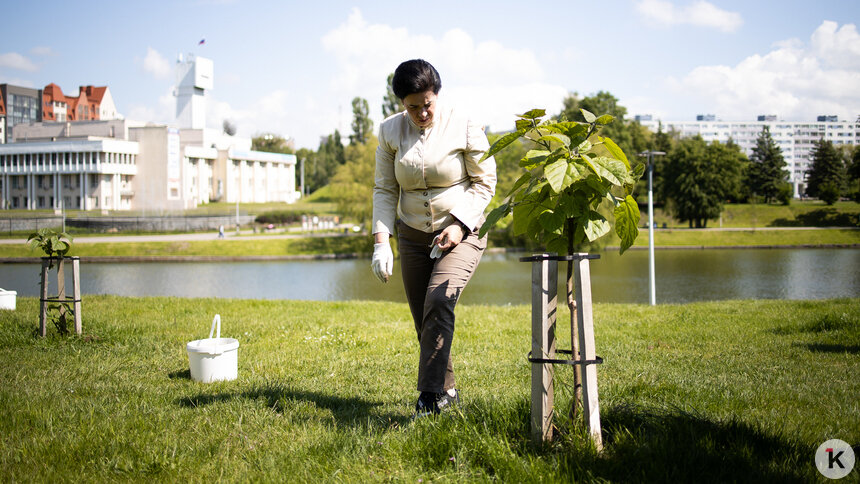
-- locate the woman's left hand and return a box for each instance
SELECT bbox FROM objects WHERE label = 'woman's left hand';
[434,224,464,251]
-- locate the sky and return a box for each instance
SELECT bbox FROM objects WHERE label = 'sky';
[2,0,859,149]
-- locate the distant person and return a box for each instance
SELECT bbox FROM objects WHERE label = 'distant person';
[218,225,224,239]
[371,59,497,417]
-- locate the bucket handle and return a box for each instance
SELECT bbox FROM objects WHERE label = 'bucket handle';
[208,314,221,339]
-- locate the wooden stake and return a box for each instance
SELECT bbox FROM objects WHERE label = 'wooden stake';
[39,260,49,338]
[57,258,66,327]
[72,257,82,334]
[574,255,602,450]
[530,255,557,443]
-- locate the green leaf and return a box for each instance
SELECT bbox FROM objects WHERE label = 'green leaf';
[478,202,512,238]
[584,174,610,196]
[596,114,614,125]
[575,139,593,154]
[515,119,533,131]
[580,153,601,180]
[593,156,630,186]
[601,137,629,169]
[581,109,597,123]
[520,149,550,167]
[546,234,569,256]
[614,195,641,254]
[518,109,546,120]
[482,129,525,161]
[538,209,566,234]
[545,159,569,193]
[538,133,571,147]
[631,162,646,180]
[581,211,610,241]
[512,191,551,236]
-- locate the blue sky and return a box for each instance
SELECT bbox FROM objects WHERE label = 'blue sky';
[2,0,859,149]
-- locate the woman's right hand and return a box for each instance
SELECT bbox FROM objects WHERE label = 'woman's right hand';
[371,238,394,283]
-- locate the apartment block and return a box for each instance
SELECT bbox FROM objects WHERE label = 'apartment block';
[637,114,860,197]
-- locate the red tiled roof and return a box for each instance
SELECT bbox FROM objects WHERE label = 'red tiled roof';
[41,83,108,121]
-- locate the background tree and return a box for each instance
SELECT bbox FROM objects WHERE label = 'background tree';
[745,126,789,203]
[381,73,400,119]
[222,119,237,136]
[805,138,845,205]
[646,122,677,206]
[349,97,373,145]
[848,146,860,202]
[251,133,295,154]
[330,135,377,225]
[559,92,649,159]
[561,92,652,203]
[661,136,746,228]
[305,131,345,193]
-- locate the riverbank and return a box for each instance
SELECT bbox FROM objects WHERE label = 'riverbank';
[1,296,857,482]
[0,227,857,260]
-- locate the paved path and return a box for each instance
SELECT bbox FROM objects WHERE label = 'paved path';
[0,228,360,245]
[2,226,855,246]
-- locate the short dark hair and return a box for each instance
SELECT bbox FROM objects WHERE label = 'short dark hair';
[391,59,441,100]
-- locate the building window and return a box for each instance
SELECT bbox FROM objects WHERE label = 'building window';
[12,197,19,208]
[76,196,81,208]
[38,196,45,208]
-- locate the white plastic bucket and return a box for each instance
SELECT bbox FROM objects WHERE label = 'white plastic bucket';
[186,314,239,383]
[0,288,16,310]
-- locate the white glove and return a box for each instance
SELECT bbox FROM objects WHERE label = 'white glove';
[429,236,443,259]
[371,242,394,283]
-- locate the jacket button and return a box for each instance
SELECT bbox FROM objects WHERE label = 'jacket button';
[424,202,429,207]
[425,212,431,216]
[426,222,431,227]
[423,191,428,196]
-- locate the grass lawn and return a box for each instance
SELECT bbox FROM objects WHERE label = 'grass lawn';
[1,296,857,482]
[643,201,860,229]
[630,228,860,248]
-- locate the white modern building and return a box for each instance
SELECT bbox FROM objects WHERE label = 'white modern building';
[0,54,298,211]
[637,114,860,197]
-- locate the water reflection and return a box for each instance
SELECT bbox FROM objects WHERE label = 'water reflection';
[1,249,858,305]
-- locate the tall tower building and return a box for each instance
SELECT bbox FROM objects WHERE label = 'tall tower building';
[174,54,213,129]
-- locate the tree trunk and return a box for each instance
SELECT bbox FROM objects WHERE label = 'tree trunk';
[567,219,582,420]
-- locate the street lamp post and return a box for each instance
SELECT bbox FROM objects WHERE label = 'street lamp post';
[638,150,665,306]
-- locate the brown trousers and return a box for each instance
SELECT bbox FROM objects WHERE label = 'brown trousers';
[396,219,486,393]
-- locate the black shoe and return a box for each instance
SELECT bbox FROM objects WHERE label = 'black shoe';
[414,389,461,418]
[414,391,441,417]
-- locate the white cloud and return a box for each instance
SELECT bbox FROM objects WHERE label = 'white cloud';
[0,52,38,71]
[142,47,171,79]
[318,8,565,136]
[636,0,743,33]
[126,87,175,124]
[672,21,860,121]
[0,75,35,87]
[29,46,55,56]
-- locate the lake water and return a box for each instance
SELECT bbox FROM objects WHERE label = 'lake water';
[3,248,858,305]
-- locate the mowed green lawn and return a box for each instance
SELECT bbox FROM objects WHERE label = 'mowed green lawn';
[1,296,857,482]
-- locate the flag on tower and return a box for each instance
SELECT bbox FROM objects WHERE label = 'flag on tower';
[198,38,206,45]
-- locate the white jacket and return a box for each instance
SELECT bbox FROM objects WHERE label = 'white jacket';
[372,102,497,235]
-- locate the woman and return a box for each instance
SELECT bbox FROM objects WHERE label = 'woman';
[371,59,497,416]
